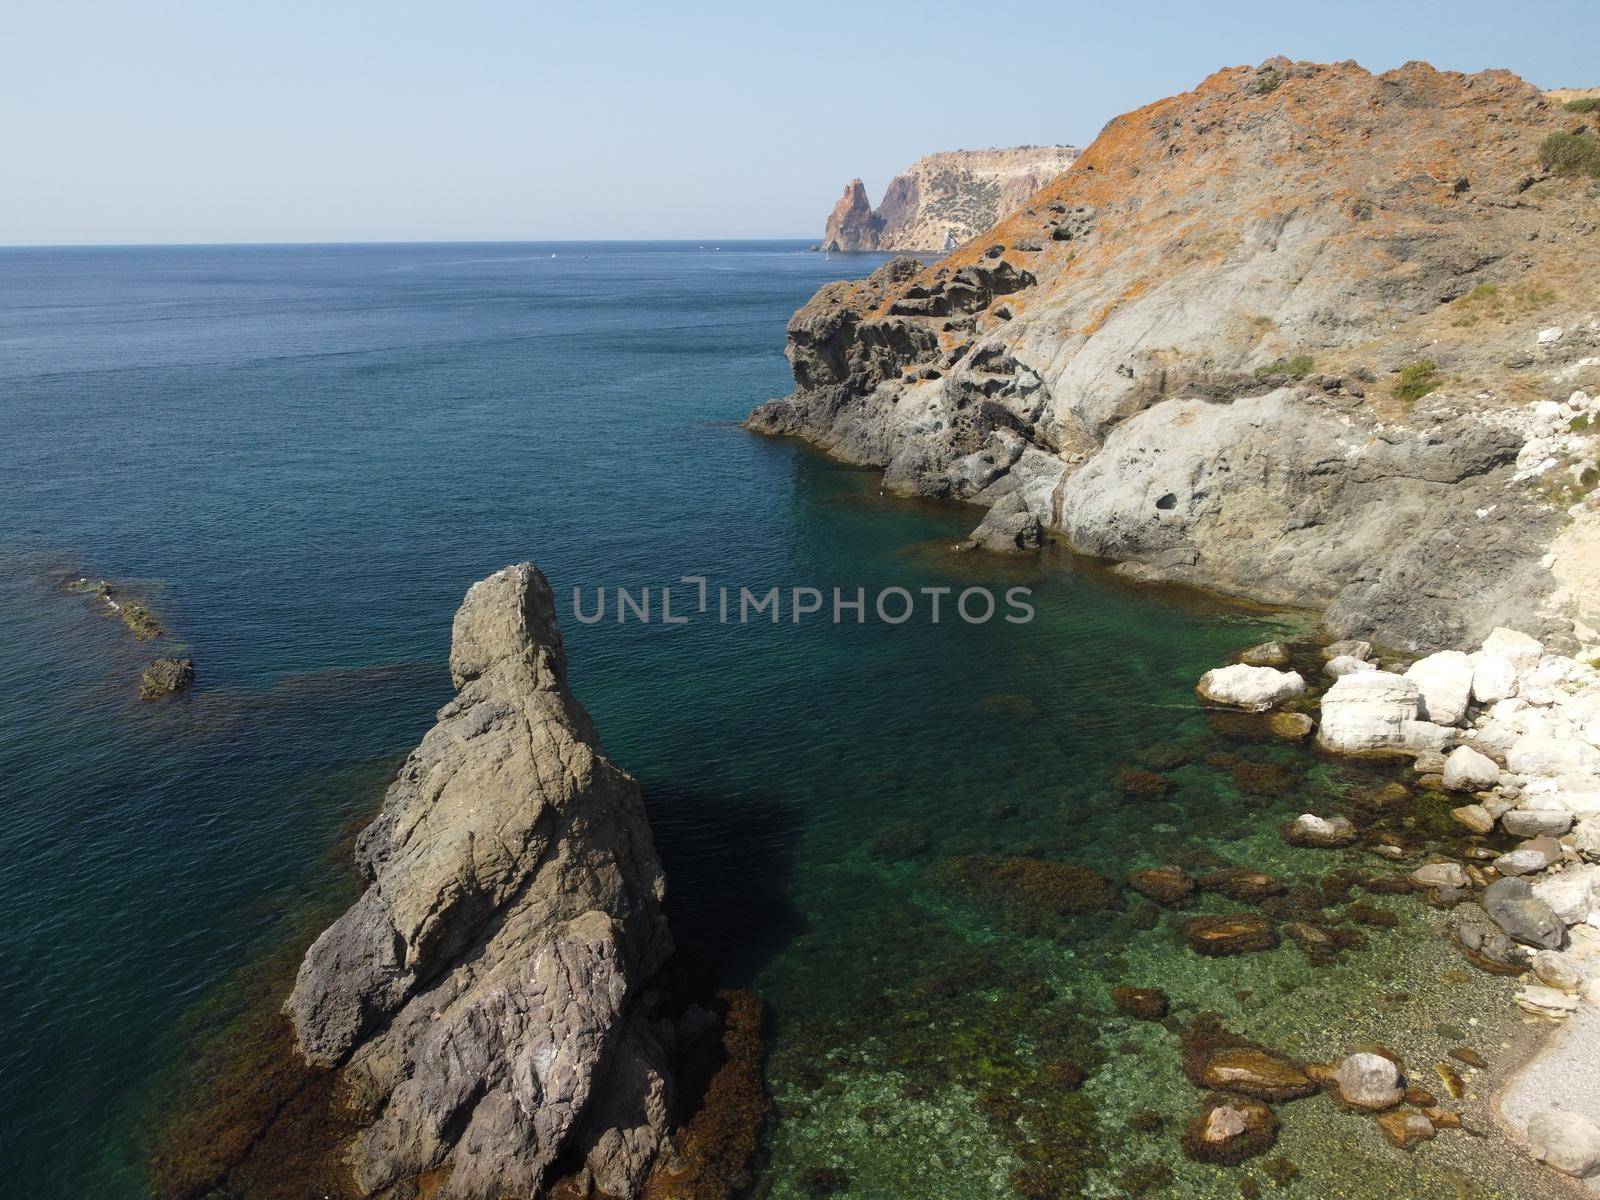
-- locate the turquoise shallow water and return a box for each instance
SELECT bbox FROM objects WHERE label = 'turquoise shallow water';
[0,243,1527,1199]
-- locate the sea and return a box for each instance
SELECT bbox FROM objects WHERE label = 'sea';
[0,241,1529,1199]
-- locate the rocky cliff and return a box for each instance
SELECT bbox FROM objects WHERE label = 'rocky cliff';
[287,564,680,1199]
[821,147,1080,252]
[758,58,1600,652]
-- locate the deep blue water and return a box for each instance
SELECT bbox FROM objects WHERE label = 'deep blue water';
[0,242,1519,1200]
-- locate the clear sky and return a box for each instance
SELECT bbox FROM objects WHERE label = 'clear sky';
[3,0,1594,245]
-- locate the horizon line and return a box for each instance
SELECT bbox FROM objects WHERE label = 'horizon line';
[0,236,834,252]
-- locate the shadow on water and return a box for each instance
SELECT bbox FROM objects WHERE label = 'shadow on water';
[644,781,809,985]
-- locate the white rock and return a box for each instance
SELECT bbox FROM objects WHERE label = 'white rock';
[1332,1052,1404,1110]
[1197,664,1307,713]
[1528,1108,1600,1177]
[1483,627,1544,673]
[1532,866,1600,924]
[1405,651,1475,725]
[1401,720,1457,753]
[1472,653,1519,704]
[1518,986,1580,1018]
[1571,819,1600,856]
[1317,672,1422,755]
[1508,732,1600,779]
[1538,327,1565,347]
[1411,861,1469,889]
[1502,809,1574,837]
[1534,950,1585,992]
[1326,654,1377,678]
[1496,848,1553,876]
[1442,746,1500,792]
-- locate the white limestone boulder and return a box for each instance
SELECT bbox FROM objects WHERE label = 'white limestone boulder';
[1532,866,1600,925]
[1317,672,1421,755]
[1442,746,1500,792]
[1405,651,1474,725]
[1483,627,1543,673]
[1471,653,1518,704]
[1197,664,1306,713]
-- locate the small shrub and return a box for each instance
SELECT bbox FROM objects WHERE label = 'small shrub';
[1539,131,1600,179]
[1565,97,1600,114]
[1252,70,1283,96]
[1395,360,1441,405]
[1572,413,1594,433]
[1255,353,1314,378]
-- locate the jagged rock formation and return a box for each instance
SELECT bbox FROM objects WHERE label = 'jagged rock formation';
[287,563,678,1199]
[757,58,1600,651]
[821,147,1079,252]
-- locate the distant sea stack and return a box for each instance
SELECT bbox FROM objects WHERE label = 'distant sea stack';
[286,564,700,1198]
[822,146,1080,253]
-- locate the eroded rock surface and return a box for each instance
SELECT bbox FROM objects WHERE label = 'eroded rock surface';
[756,59,1600,650]
[286,564,676,1198]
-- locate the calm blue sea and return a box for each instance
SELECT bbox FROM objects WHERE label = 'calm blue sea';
[0,242,1508,1200]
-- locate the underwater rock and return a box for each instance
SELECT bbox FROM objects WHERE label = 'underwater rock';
[1331,1052,1404,1111]
[946,855,1119,918]
[1282,813,1357,848]
[1127,865,1195,906]
[1267,711,1316,742]
[1527,1108,1600,1178]
[1450,902,1534,974]
[1181,1093,1279,1165]
[1110,986,1169,1020]
[1377,1110,1436,1150]
[1239,641,1290,668]
[1183,913,1278,956]
[1116,766,1174,799]
[1199,868,1285,904]
[140,656,195,700]
[1199,1048,1316,1101]
[1409,862,1469,891]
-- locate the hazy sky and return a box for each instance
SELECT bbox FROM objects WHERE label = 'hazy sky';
[3,0,1594,245]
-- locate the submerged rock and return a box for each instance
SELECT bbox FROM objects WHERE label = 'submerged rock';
[1199,1047,1316,1101]
[1377,1110,1436,1150]
[1282,813,1357,848]
[1181,1093,1279,1165]
[1127,865,1195,906]
[139,656,195,700]
[1239,641,1290,667]
[1183,913,1278,956]
[1331,1052,1405,1111]
[285,564,677,1198]
[1110,986,1169,1020]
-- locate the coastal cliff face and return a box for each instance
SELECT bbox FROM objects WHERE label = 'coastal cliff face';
[822,146,1080,252]
[760,59,1600,651]
[287,564,678,1199]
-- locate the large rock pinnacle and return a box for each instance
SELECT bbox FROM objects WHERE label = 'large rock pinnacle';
[286,563,676,1198]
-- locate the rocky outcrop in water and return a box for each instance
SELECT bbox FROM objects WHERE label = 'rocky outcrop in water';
[287,563,679,1198]
[758,59,1600,651]
[821,147,1080,252]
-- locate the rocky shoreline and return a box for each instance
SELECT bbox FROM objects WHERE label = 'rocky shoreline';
[750,59,1600,653]
[1193,626,1600,1187]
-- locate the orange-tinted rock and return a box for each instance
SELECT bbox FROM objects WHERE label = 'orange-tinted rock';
[1184,913,1278,956]
[1200,1047,1317,1101]
[1377,1110,1435,1150]
[1128,865,1195,905]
